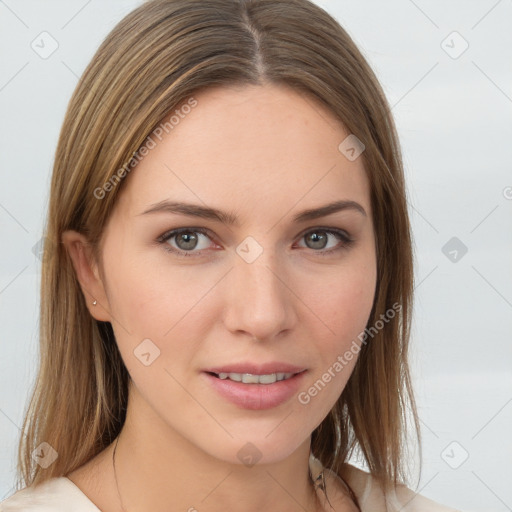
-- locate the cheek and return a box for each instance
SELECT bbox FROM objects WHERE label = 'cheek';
[306,260,376,345]
[297,256,376,400]
[294,265,376,418]
[103,252,218,337]
[102,260,215,407]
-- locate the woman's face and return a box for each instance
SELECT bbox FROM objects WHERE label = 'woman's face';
[92,84,377,465]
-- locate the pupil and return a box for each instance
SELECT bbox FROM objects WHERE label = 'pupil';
[307,232,327,249]
[178,232,197,250]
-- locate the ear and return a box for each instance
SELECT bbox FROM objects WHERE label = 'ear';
[61,230,111,322]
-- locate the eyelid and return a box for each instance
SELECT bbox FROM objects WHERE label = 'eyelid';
[295,225,352,243]
[156,226,214,244]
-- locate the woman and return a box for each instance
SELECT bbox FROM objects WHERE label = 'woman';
[1,0,461,510]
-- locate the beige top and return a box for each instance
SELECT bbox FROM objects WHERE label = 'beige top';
[308,455,462,512]
[1,455,462,511]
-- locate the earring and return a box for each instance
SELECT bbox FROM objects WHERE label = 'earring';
[92,300,97,306]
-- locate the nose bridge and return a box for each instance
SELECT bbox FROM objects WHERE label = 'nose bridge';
[223,241,294,339]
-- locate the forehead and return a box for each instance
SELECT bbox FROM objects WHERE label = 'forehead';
[115,83,371,222]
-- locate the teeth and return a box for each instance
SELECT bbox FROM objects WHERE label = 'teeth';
[216,372,294,384]
[257,374,276,384]
[243,373,261,384]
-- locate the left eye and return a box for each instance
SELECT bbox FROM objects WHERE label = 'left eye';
[296,229,352,252]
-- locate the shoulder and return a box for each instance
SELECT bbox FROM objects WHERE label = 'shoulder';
[334,463,463,512]
[0,477,101,512]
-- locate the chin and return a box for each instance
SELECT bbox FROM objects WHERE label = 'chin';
[189,421,313,467]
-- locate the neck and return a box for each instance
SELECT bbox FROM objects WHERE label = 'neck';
[111,383,320,512]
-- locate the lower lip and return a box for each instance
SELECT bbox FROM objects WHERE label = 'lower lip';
[203,371,307,410]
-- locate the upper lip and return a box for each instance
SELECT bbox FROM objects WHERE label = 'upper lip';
[204,362,307,375]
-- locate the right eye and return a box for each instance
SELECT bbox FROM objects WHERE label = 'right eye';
[157,227,218,257]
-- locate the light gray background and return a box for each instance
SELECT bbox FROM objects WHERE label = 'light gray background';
[1,1,511,511]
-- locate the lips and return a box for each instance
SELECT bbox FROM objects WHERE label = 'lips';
[202,362,307,410]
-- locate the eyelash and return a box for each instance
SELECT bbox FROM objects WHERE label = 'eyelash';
[156,227,355,258]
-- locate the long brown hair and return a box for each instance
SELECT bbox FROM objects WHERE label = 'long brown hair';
[16,0,421,497]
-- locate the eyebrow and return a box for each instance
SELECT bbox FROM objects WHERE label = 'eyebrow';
[139,199,367,225]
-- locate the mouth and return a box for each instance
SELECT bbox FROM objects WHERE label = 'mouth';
[202,365,308,410]
[207,371,299,384]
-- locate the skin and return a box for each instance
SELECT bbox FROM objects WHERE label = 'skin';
[63,83,376,512]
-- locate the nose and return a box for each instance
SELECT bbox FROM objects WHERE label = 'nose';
[222,246,297,342]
